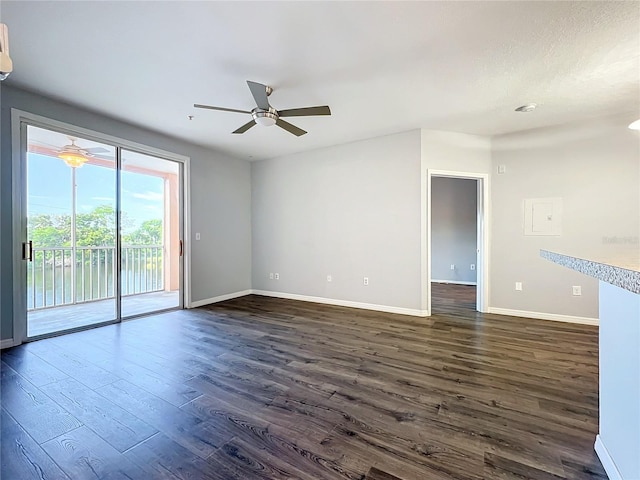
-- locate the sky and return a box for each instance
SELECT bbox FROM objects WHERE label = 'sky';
[27,152,164,235]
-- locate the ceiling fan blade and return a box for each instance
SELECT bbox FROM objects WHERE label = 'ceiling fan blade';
[194,104,251,114]
[276,119,307,137]
[28,139,59,148]
[278,106,331,117]
[91,153,116,161]
[246,81,271,110]
[232,120,257,134]
[86,147,110,154]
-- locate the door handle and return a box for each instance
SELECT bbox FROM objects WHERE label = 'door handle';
[179,240,183,257]
[22,240,33,261]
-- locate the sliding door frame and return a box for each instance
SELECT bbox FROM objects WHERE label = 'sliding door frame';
[119,146,186,319]
[11,109,191,346]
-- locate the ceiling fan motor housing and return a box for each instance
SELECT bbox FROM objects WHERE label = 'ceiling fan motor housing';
[252,107,278,127]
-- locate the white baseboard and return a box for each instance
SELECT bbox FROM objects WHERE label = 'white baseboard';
[595,435,623,480]
[431,280,477,286]
[488,307,598,326]
[189,289,252,308]
[251,289,428,317]
[1,339,15,350]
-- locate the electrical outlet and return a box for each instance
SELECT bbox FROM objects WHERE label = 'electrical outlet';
[470,264,475,270]
[515,282,523,291]
[450,264,455,270]
[363,277,369,286]
[269,273,274,280]
[572,286,582,296]
[327,275,332,282]
[275,273,280,280]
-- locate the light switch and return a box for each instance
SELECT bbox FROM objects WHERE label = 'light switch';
[195,232,201,241]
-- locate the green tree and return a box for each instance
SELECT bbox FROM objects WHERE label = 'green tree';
[123,219,163,245]
[75,205,116,246]
[28,214,71,247]
[28,205,160,248]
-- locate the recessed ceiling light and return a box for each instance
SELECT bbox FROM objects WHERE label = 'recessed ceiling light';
[515,103,537,113]
[629,119,640,130]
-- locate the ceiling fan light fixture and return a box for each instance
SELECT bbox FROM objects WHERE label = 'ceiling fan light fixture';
[57,138,92,168]
[628,119,640,130]
[58,151,89,168]
[253,110,278,127]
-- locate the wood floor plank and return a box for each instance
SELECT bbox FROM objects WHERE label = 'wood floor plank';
[125,432,225,480]
[1,362,83,444]
[1,348,68,387]
[560,455,608,480]
[1,286,604,479]
[48,336,202,407]
[41,425,151,479]
[207,435,348,480]
[25,341,119,389]
[317,430,450,480]
[95,379,219,459]
[40,377,158,452]
[484,452,566,480]
[0,408,72,480]
[366,467,405,480]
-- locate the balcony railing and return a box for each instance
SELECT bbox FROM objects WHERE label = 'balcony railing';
[27,245,164,311]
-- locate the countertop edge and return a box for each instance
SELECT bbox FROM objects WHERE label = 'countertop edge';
[540,250,640,295]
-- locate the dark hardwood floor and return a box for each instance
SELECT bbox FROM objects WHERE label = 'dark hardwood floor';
[431,282,476,313]
[1,288,605,479]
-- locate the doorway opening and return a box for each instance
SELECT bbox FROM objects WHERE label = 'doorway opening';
[424,170,489,316]
[430,176,478,314]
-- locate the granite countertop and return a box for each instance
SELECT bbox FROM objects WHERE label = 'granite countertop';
[541,250,640,294]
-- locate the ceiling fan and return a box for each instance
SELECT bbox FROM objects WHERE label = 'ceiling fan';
[56,137,108,167]
[30,136,112,167]
[194,80,331,137]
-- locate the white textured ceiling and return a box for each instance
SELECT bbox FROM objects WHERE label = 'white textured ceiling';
[2,1,639,161]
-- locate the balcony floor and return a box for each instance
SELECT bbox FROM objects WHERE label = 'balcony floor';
[28,290,180,338]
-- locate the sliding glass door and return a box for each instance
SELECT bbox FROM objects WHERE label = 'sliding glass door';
[120,150,182,317]
[22,122,184,340]
[26,126,118,337]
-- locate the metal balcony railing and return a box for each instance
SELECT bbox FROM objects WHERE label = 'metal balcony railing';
[27,245,164,311]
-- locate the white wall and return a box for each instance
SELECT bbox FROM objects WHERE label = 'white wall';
[0,86,252,341]
[490,115,640,320]
[421,130,492,173]
[252,130,423,313]
[431,177,477,283]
